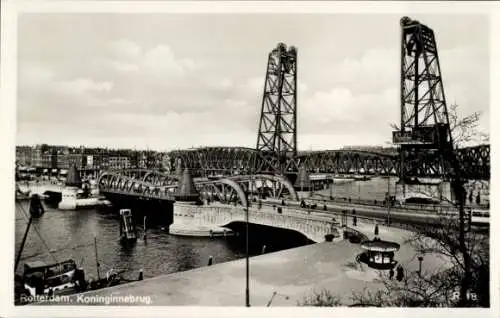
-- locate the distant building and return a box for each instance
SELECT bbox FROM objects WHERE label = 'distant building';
[56,148,70,169]
[161,154,171,172]
[86,155,94,169]
[67,153,84,169]
[139,152,147,169]
[31,145,44,168]
[15,146,33,167]
[41,153,52,169]
[108,156,130,170]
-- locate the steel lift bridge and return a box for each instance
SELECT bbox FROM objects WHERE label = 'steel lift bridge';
[99,18,489,206]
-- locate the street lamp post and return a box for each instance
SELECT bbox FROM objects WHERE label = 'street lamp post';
[329,175,333,200]
[245,177,251,307]
[418,256,424,277]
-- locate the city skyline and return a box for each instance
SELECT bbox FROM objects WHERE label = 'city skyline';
[17,14,489,151]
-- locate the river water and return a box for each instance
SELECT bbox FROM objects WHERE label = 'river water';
[15,177,488,282]
[14,202,311,281]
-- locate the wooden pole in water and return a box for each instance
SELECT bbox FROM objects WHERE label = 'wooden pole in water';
[94,236,101,281]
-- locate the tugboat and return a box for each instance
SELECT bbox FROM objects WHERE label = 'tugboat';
[119,209,137,244]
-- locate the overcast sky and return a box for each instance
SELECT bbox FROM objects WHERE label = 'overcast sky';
[16,14,490,151]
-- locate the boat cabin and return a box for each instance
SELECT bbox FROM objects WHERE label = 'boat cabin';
[23,259,78,296]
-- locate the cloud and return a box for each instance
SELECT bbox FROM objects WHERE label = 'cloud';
[299,86,399,137]
[110,61,139,72]
[16,17,489,151]
[110,38,142,59]
[323,47,399,95]
[19,63,54,85]
[142,44,197,75]
[108,40,199,78]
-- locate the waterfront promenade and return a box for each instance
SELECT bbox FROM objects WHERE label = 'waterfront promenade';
[40,218,449,306]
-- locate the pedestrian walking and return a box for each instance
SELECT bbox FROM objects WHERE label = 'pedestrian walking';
[374,224,379,236]
[389,268,394,280]
[396,265,404,281]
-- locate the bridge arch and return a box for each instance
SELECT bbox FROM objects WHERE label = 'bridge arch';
[142,171,179,186]
[217,179,248,207]
[196,178,248,207]
[253,174,298,201]
[228,174,299,201]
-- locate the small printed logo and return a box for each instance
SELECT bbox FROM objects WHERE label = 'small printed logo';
[450,290,478,302]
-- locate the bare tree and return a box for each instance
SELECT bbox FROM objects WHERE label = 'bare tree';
[302,105,489,307]
[393,103,488,306]
[350,269,458,307]
[297,289,342,306]
[447,104,488,147]
[404,208,489,307]
[299,216,488,307]
[389,103,489,148]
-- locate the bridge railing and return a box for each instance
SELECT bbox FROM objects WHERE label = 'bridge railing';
[303,195,488,214]
[208,202,340,224]
[99,186,176,201]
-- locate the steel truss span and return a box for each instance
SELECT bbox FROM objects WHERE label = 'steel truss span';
[297,150,398,175]
[168,147,279,177]
[98,170,300,205]
[167,145,489,180]
[99,171,177,199]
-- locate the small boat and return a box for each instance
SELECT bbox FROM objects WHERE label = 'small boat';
[353,175,371,181]
[119,209,137,243]
[22,259,85,297]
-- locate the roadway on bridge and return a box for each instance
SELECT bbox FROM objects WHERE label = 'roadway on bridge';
[262,199,488,228]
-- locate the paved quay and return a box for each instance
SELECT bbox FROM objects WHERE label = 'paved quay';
[39,220,449,306]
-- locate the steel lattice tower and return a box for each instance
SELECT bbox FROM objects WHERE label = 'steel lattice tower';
[256,43,298,175]
[393,17,454,182]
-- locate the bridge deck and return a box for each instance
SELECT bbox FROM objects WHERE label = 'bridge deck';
[39,220,448,306]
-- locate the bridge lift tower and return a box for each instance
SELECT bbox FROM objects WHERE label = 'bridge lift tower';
[256,43,298,176]
[393,16,457,202]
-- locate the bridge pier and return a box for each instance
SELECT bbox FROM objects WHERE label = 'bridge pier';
[169,168,234,236]
[169,202,341,243]
[58,187,78,210]
[169,202,234,237]
[395,180,453,204]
